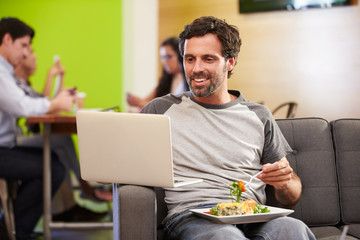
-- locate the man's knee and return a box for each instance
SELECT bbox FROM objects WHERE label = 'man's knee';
[284,217,315,239]
[274,217,310,232]
[167,214,248,240]
[206,225,246,240]
[254,217,315,240]
[185,224,246,240]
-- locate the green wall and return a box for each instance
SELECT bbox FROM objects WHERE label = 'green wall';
[0,0,123,109]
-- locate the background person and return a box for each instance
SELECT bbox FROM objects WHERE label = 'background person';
[140,16,315,240]
[0,17,68,240]
[14,49,65,100]
[126,37,189,110]
[14,46,112,219]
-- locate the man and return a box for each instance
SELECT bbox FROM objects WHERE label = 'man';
[141,16,315,239]
[0,17,73,239]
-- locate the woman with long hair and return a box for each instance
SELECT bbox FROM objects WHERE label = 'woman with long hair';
[127,37,188,109]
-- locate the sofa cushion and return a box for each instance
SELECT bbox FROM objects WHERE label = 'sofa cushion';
[345,224,360,239]
[331,119,360,225]
[310,226,358,240]
[268,118,340,226]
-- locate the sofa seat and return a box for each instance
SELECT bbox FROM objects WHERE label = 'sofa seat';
[117,118,360,240]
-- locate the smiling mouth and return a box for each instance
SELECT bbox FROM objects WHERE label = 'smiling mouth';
[193,78,207,83]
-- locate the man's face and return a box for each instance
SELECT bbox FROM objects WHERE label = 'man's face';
[183,33,235,100]
[7,34,31,67]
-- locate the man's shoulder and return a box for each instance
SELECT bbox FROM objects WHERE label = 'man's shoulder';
[141,92,190,114]
[0,60,13,78]
[237,99,274,125]
[0,60,7,72]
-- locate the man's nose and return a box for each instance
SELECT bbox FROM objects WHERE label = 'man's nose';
[192,60,204,73]
[23,48,30,57]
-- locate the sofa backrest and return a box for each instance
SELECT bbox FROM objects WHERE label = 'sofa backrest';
[156,117,348,230]
[331,119,360,225]
[267,118,341,227]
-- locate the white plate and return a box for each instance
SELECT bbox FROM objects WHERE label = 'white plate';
[190,206,294,224]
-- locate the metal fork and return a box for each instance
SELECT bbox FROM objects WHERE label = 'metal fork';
[245,170,263,187]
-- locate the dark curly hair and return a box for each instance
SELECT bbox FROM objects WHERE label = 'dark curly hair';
[179,16,241,78]
[0,17,34,45]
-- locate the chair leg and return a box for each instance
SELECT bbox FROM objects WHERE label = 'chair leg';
[0,179,16,240]
[8,199,16,240]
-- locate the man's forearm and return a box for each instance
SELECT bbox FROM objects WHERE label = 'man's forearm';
[274,172,302,207]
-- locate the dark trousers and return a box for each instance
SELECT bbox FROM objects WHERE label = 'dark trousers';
[0,146,65,240]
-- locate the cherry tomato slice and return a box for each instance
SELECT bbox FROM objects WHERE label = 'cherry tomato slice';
[238,181,246,192]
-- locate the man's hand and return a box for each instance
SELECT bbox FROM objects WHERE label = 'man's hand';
[47,89,76,114]
[258,157,293,190]
[258,157,302,207]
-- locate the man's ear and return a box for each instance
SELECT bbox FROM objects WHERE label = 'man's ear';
[2,33,13,46]
[227,57,237,71]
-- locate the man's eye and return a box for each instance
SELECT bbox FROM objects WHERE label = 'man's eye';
[186,57,194,62]
[206,58,214,62]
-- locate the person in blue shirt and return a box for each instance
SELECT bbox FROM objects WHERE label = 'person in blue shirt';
[0,17,70,240]
[14,45,112,202]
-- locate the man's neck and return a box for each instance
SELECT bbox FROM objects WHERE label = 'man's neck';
[0,51,15,72]
[0,49,10,64]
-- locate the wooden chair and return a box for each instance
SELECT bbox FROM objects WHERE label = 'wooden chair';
[272,102,298,119]
[0,178,17,240]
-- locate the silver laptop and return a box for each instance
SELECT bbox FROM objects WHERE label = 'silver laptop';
[76,111,203,188]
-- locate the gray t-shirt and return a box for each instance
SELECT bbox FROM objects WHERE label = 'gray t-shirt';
[141,90,292,222]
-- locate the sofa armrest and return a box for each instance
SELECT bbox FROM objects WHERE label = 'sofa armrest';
[119,185,157,240]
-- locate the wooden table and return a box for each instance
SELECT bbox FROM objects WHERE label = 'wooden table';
[27,114,116,240]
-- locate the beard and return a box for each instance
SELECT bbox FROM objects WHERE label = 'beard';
[187,65,228,98]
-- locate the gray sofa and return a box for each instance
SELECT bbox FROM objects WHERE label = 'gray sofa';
[117,118,360,240]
